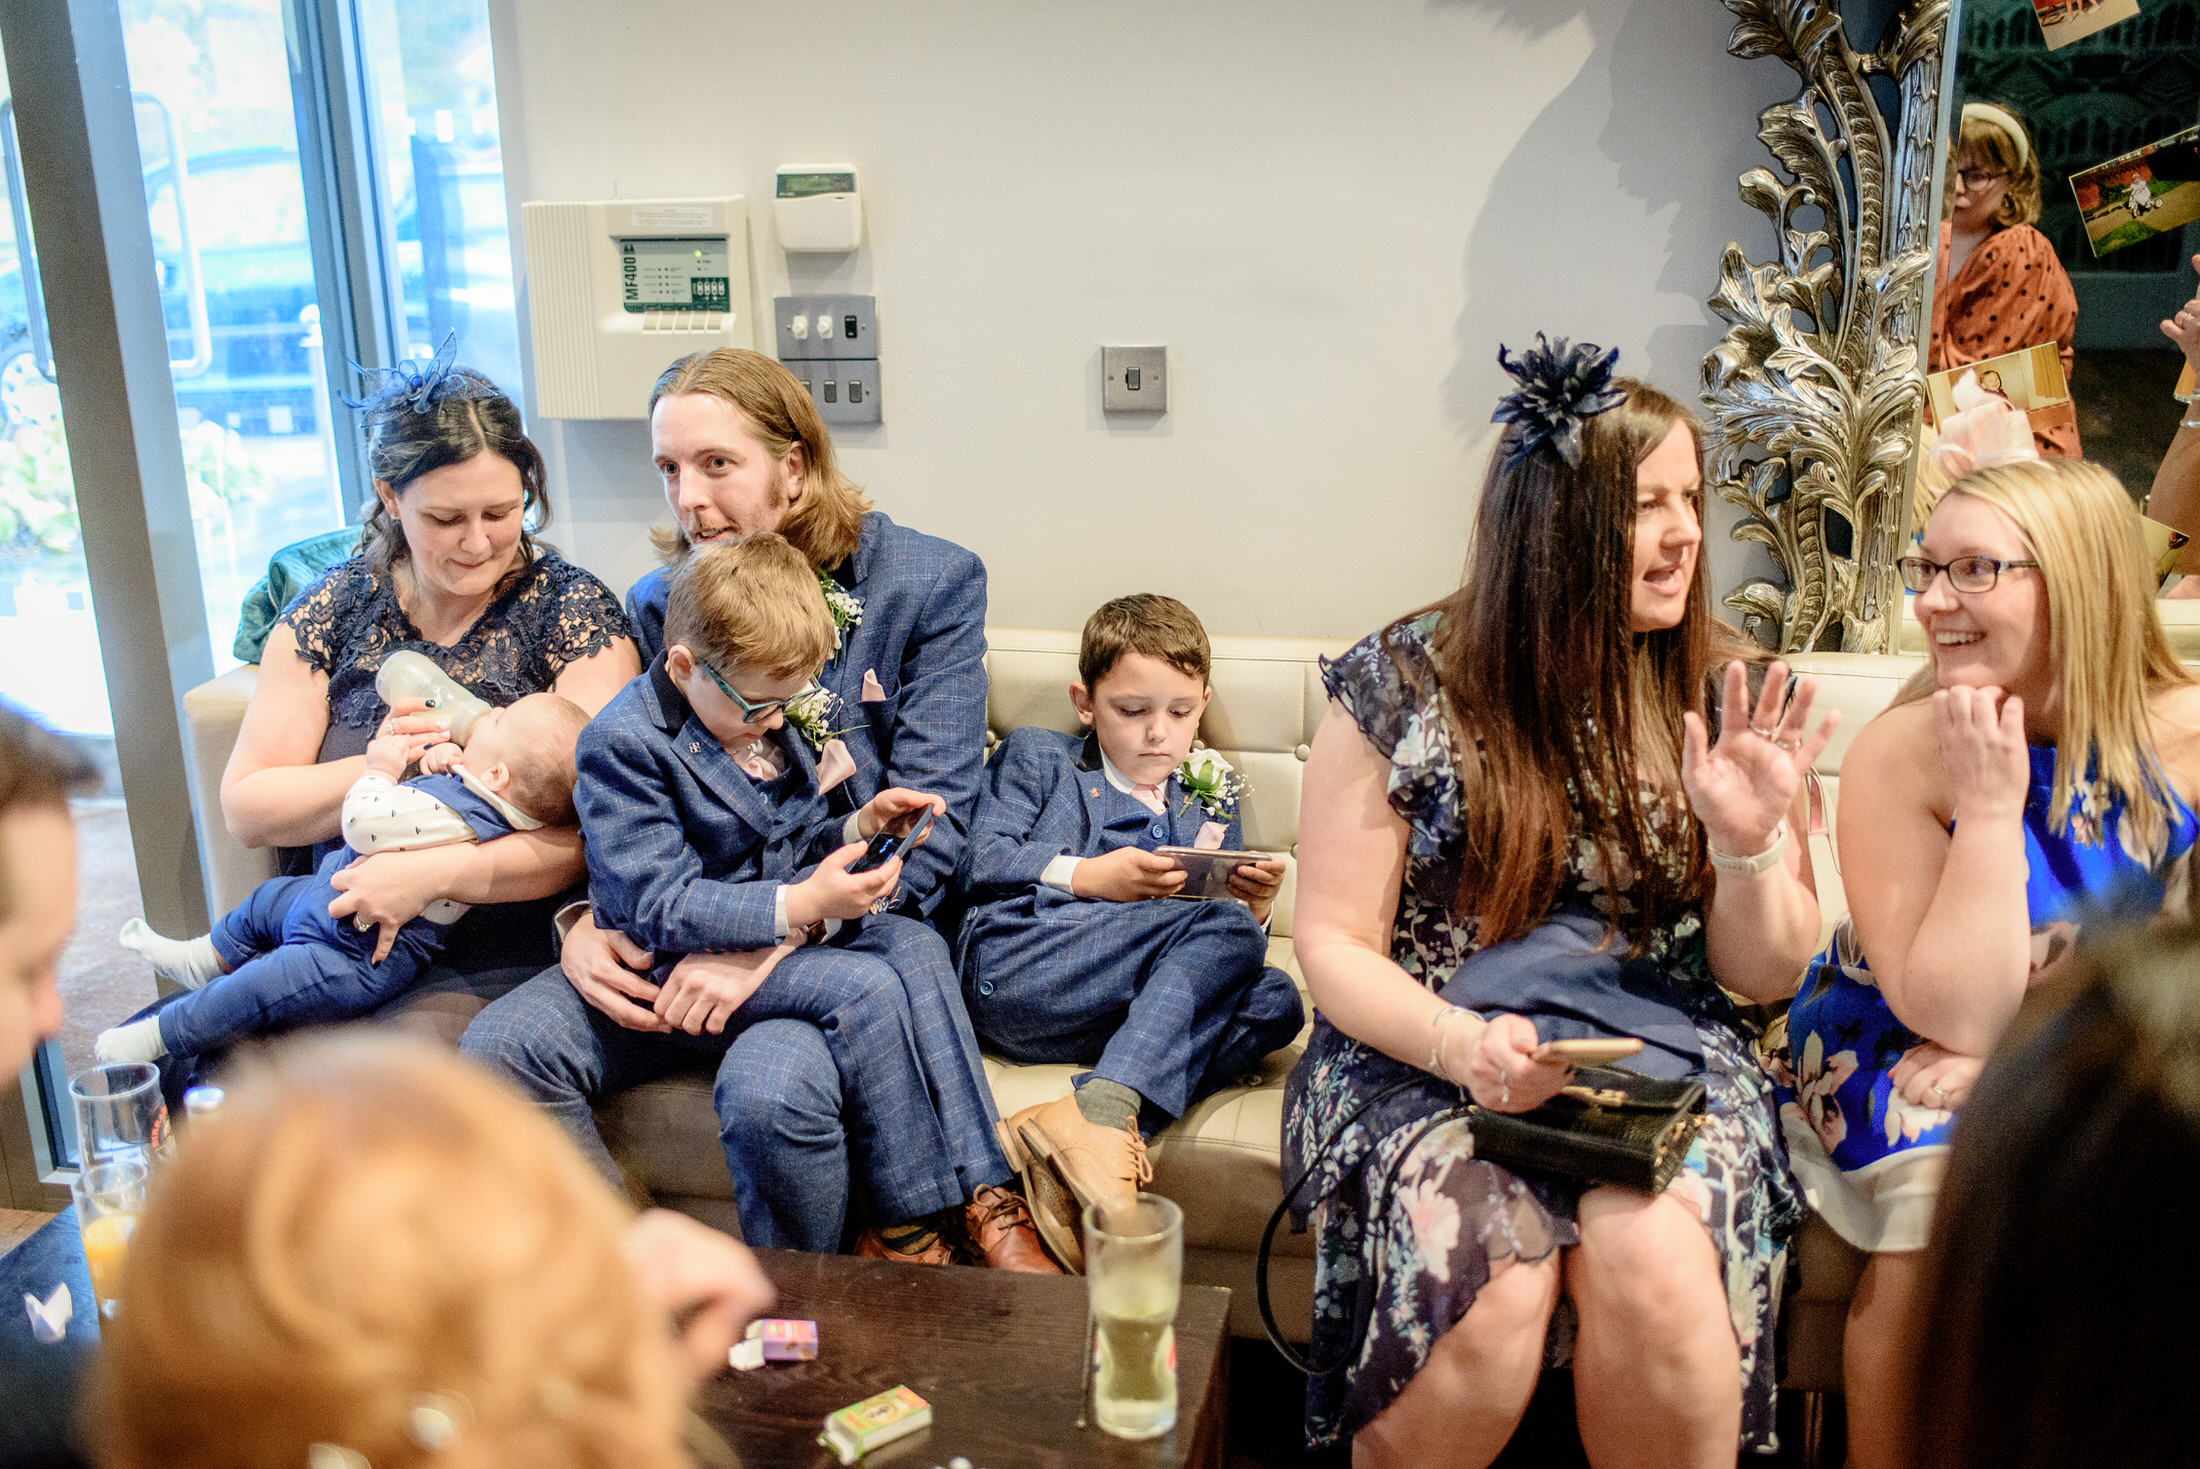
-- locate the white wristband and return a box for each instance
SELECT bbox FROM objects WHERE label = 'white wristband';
[1707,819,1788,877]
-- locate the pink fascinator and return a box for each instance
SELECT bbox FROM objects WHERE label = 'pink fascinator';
[1929,370,2038,482]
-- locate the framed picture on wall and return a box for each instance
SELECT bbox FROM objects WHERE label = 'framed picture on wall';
[2070,126,2200,259]
[2029,0,2141,50]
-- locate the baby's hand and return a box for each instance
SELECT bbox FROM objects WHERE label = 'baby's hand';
[1228,857,1287,923]
[1072,847,1187,902]
[418,741,464,775]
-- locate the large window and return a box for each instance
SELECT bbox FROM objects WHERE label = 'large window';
[0,0,521,1200]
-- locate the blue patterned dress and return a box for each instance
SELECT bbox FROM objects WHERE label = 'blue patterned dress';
[1281,616,1802,1454]
[1768,744,2197,1251]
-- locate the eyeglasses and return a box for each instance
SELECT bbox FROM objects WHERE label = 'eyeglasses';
[1896,555,2038,594]
[700,660,808,720]
[1955,167,2007,190]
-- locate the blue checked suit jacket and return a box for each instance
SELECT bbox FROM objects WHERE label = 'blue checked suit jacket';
[954,728,1242,961]
[627,510,988,915]
[576,656,852,969]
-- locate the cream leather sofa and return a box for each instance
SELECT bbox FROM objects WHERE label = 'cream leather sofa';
[180,635,1922,1375]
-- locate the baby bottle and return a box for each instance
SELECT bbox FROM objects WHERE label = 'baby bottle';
[375,650,493,744]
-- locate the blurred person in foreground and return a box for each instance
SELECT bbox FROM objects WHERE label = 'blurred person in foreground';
[91,1030,773,1469]
[0,705,98,1469]
[1906,924,2200,1469]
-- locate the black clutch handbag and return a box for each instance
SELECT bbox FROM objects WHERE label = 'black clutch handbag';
[1461,1066,1706,1195]
[1258,1065,1707,1374]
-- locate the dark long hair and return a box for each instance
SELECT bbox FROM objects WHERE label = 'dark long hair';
[355,369,550,586]
[1907,925,2200,1469]
[1420,376,1712,952]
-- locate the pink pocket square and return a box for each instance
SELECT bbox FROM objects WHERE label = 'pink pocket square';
[859,669,888,703]
[815,738,857,795]
[1195,821,1229,850]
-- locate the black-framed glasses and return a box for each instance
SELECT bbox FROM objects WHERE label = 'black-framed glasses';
[700,660,808,720]
[1896,555,2038,594]
[1955,167,2006,189]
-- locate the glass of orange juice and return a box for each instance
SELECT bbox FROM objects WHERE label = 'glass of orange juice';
[72,1157,147,1319]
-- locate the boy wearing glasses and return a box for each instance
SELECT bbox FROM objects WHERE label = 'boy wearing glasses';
[464,534,1053,1273]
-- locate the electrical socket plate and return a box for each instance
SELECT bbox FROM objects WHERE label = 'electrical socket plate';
[788,356,882,426]
[774,295,878,360]
[1102,345,1166,413]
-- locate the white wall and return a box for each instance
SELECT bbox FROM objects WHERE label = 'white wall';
[489,0,1792,639]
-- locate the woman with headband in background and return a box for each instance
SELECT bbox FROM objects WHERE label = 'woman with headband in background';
[1931,100,2083,458]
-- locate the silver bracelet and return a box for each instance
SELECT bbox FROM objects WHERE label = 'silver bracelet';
[2183,414,2200,430]
[1428,1004,1473,1084]
[1707,819,1789,877]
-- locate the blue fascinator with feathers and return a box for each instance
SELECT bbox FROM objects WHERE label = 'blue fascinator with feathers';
[341,332,499,416]
[1491,334,1625,471]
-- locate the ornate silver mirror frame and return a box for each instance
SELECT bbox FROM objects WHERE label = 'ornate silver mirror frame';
[1704,0,1958,654]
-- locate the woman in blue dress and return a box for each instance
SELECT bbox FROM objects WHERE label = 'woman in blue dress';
[1768,454,2200,1468]
[1285,339,1838,1466]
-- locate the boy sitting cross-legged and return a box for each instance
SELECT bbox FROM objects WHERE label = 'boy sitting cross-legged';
[461,534,1052,1271]
[955,594,1305,1266]
[102,691,591,1064]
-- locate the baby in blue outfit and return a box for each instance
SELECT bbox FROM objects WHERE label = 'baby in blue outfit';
[98,690,590,1063]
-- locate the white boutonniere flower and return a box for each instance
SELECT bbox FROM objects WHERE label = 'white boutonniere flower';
[781,684,850,751]
[1176,743,1247,820]
[817,569,863,652]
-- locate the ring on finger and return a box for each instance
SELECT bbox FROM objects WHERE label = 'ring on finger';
[1497,1068,1512,1107]
[1748,723,1779,741]
[1931,1081,1949,1101]
[1775,736,1804,751]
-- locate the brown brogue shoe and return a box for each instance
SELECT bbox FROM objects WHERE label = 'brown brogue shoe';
[959,1184,1063,1274]
[1008,1092,1153,1214]
[853,1221,957,1266]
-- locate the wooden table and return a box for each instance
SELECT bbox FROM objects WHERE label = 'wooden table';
[694,1249,1232,1469]
[1,1219,1234,1468]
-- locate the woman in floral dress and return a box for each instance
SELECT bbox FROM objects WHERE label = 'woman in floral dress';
[1768,454,2200,1468]
[1283,340,1836,1467]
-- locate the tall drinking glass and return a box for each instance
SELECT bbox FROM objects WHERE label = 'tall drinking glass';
[72,1157,147,1319]
[70,1062,172,1168]
[1083,1192,1182,1440]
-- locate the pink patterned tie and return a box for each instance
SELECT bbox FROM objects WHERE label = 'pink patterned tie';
[1130,782,1167,815]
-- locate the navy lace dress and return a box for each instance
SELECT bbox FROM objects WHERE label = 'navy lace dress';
[1280,615,1801,1453]
[270,550,629,978]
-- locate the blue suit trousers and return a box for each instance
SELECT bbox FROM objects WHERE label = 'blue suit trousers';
[459,915,1008,1250]
[963,897,1304,1123]
[159,872,441,1058]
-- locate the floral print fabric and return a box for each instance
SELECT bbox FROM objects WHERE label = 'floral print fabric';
[1281,615,1801,1453]
[276,552,629,748]
[1769,743,2195,1249]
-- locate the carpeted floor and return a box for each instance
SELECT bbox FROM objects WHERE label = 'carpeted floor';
[56,799,158,1081]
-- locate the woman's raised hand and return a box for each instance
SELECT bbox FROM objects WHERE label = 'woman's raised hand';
[1682,659,1840,856]
[1932,684,2029,825]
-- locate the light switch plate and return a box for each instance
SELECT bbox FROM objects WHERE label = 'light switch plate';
[810,357,882,425]
[774,295,878,360]
[1102,345,1166,413]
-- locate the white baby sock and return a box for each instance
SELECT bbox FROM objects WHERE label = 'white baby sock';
[117,918,223,990]
[93,1017,167,1064]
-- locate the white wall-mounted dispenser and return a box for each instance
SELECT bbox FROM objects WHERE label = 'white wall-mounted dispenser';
[521,196,753,419]
[773,165,862,252]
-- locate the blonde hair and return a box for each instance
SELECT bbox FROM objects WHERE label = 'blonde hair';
[647,349,871,572]
[662,534,837,682]
[93,1032,687,1469]
[495,692,592,827]
[1898,459,2193,856]
[1957,103,2043,229]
